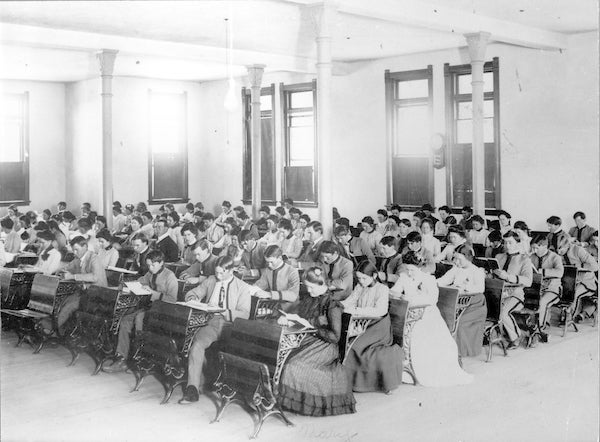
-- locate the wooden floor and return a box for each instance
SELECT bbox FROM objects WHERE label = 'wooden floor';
[1,324,598,442]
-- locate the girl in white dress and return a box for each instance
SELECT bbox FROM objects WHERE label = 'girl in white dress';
[390,251,472,387]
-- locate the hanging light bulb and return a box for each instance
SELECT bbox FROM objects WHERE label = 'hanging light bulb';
[223,16,238,112]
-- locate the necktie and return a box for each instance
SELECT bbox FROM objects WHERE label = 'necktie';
[538,255,544,270]
[503,253,515,272]
[564,254,571,266]
[150,272,158,290]
[218,285,225,308]
[577,227,583,242]
[328,262,335,280]
[272,267,278,291]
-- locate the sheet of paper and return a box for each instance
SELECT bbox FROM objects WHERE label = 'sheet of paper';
[124,281,151,295]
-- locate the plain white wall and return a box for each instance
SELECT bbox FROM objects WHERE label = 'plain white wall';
[0,80,66,216]
[65,78,102,215]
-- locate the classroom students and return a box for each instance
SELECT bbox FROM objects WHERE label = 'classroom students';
[497,210,513,235]
[278,218,302,265]
[530,236,564,334]
[298,221,325,264]
[30,230,62,275]
[419,218,441,257]
[377,236,403,286]
[546,216,570,252]
[360,216,383,258]
[103,250,178,373]
[95,229,119,269]
[468,215,489,247]
[154,218,179,263]
[402,231,436,274]
[493,231,533,348]
[569,211,596,246]
[180,256,254,403]
[435,205,451,236]
[459,206,474,231]
[130,234,152,276]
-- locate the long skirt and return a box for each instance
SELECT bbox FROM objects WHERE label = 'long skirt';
[343,315,403,392]
[278,336,356,417]
[455,293,487,357]
[411,306,473,387]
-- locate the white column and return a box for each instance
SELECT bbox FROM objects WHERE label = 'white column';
[312,1,336,238]
[246,64,265,219]
[465,32,490,217]
[97,49,118,228]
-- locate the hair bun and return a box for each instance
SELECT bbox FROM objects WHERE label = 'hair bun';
[314,268,322,276]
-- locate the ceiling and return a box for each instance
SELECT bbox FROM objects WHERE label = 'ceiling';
[0,0,597,82]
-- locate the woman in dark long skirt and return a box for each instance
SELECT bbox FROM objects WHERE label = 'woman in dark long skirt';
[341,261,403,393]
[436,247,487,357]
[277,267,356,417]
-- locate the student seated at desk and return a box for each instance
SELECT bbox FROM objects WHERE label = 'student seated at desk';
[459,206,474,231]
[53,236,108,333]
[181,223,200,265]
[530,236,564,333]
[497,210,512,235]
[180,239,217,284]
[166,212,185,254]
[239,229,266,273]
[485,230,504,258]
[377,236,402,286]
[546,215,570,252]
[468,215,489,247]
[124,216,145,245]
[492,231,533,349]
[298,221,325,265]
[513,221,532,255]
[402,231,436,274]
[390,252,472,387]
[276,267,356,416]
[203,213,225,245]
[375,209,390,236]
[278,219,302,266]
[154,218,179,263]
[435,206,451,237]
[236,210,259,239]
[419,218,441,257]
[341,261,403,394]
[1,217,21,253]
[436,247,487,357]
[253,245,300,302]
[0,240,6,267]
[258,215,281,247]
[103,250,178,373]
[412,211,426,233]
[360,216,383,259]
[569,211,596,247]
[130,234,152,276]
[436,225,470,264]
[215,200,233,226]
[556,236,599,322]
[30,230,62,275]
[319,241,354,301]
[179,256,254,403]
[96,229,119,269]
[294,213,310,240]
[112,205,127,235]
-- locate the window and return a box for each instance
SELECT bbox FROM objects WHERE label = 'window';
[445,58,500,210]
[281,81,317,206]
[385,67,433,209]
[242,84,276,204]
[0,93,29,205]
[148,90,188,204]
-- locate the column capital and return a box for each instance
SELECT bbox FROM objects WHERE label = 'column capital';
[307,0,338,38]
[246,64,265,88]
[464,32,491,63]
[96,49,118,77]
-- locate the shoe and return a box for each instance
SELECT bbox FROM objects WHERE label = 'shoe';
[539,332,548,343]
[573,314,583,324]
[103,358,128,373]
[178,385,199,404]
[507,338,521,350]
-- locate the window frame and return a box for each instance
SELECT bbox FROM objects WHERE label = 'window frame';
[385,66,434,211]
[241,84,277,206]
[0,92,30,207]
[147,89,190,206]
[444,57,501,213]
[280,80,318,208]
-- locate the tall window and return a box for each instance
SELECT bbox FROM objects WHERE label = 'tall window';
[242,84,276,204]
[445,58,500,210]
[385,67,433,209]
[148,90,188,204]
[281,81,317,206]
[0,93,29,205]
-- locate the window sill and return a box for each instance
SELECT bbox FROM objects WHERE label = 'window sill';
[148,198,190,206]
[0,200,31,207]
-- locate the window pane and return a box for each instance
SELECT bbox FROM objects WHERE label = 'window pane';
[394,104,429,156]
[396,79,429,99]
[260,94,272,111]
[151,122,180,154]
[456,119,472,144]
[289,114,313,127]
[290,91,313,109]
[483,117,494,142]
[457,71,494,94]
[289,126,314,166]
[0,120,22,162]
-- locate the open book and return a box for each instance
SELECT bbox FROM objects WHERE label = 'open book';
[176,300,225,312]
[473,257,500,272]
[123,281,152,295]
[107,266,138,275]
[279,310,315,332]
